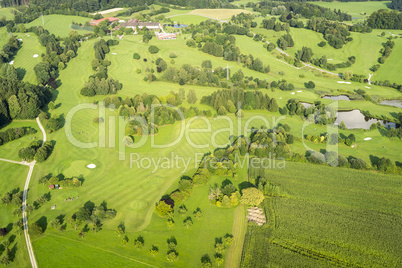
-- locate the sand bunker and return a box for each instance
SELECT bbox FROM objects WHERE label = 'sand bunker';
[9,60,14,65]
[87,164,96,169]
[297,90,302,93]
[17,38,22,41]
[33,54,39,58]
[337,81,351,84]
[291,92,295,95]
[365,86,371,89]
[111,53,117,55]
[364,137,372,141]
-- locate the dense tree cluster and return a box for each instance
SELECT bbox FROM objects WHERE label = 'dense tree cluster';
[209,182,240,207]
[391,0,402,11]
[0,35,20,66]
[0,65,52,125]
[158,0,236,9]
[81,39,121,96]
[0,127,37,146]
[367,9,402,29]
[40,174,82,188]
[261,17,288,32]
[283,99,337,125]
[306,18,352,49]
[1,190,23,206]
[201,88,279,114]
[73,201,116,234]
[277,34,294,50]
[18,140,54,162]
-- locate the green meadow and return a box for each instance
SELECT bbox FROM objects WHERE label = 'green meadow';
[315,1,391,22]
[24,15,92,37]
[0,8,401,267]
[0,7,16,20]
[241,162,402,267]
[0,162,31,268]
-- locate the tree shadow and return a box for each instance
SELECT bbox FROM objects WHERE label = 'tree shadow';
[8,242,17,261]
[36,216,47,232]
[238,181,254,194]
[84,201,95,212]
[201,254,211,264]
[369,155,380,167]
[56,214,65,224]
[100,200,108,210]
[167,236,177,245]
[222,179,233,187]
[6,223,13,233]
[16,67,26,80]
[8,234,16,244]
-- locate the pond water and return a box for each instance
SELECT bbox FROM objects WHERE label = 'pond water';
[300,102,313,109]
[334,109,397,129]
[165,24,188,28]
[380,100,402,109]
[322,95,350,101]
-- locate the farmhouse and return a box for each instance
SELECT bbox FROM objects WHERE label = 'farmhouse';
[156,33,179,40]
[90,17,119,26]
[120,18,161,30]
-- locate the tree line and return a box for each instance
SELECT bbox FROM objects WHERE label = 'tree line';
[18,140,54,162]
[0,127,37,146]
[367,9,402,29]
[81,39,121,96]
[200,88,279,115]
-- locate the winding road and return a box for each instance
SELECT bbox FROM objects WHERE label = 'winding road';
[0,117,45,268]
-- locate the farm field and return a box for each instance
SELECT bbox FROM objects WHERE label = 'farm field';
[240,162,402,267]
[24,15,92,37]
[0,161,31,268]
[315,1,391,22]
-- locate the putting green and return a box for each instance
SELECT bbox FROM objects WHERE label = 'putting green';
[61,160,93,178]
[129,199,149,211]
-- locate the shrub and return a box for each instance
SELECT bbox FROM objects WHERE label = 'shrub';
[133,53,140,60]
[318,41,326,47]
[169,52,177,58]
[148,45,159,54]
[305,81,315,89]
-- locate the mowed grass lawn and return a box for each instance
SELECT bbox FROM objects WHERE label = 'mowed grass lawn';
[11,33,46,84]
[0,120,41,161]
[2,27,400,267]
[25,15,92,37]
[374,36,402,84]
[241,162,402,267]
[0,161,31,268]
[0,7,16,20]
[315,1,391,21]
[254,26,402,76]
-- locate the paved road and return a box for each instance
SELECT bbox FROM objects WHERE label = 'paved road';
[21,117,46,268]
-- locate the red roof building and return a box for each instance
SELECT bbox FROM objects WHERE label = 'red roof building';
[90,17,119,26]
[157,33,179,40]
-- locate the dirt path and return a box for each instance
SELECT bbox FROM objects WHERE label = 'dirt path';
[225,205,247,268]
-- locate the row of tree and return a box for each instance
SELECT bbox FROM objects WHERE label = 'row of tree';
[18,140,54,162]
[367,9,402,29]
[81,39,121,96]
[201,88,279,114]
[0,127,37,146]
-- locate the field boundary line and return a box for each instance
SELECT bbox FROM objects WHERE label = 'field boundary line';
[46,233,160,268]
[225,205,247,268]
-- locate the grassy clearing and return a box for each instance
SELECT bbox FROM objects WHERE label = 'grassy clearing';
[24,15,92,37]
[315,1,391,22]
[0,161,31,268]
[0,7,16,20]
[240,162,402,267]
[0,120,41,161]
[188,9,252,20]
[374,36,402,84]
[10,33,46,84]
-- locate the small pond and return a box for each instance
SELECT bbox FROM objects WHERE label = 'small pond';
[334,109,397,129]
[300,102,314,109]
[380,100,402,109]
[322,95,350,101]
